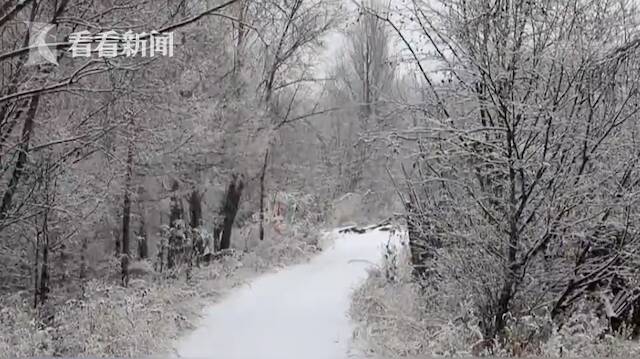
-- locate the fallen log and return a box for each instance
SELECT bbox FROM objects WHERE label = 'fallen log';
[338,217,396,234]
[338,226,367,234]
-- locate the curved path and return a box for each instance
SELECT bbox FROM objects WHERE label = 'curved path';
[175,228,394,359]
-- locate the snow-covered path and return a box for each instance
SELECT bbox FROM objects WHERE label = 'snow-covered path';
[175,228,394,359]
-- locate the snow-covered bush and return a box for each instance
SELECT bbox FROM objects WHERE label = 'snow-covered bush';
[351,242,640,358]
[0,190,328,359]
[232,191,326,264]
[0,278,201,358]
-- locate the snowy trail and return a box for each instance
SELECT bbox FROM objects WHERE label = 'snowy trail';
[175,228,394,359]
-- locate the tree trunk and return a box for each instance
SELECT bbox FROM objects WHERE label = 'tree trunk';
[232,0,247,92]
[39,230,49,306]
[216,175,244,251]
[135,186,148,260]
[36,161,55,307]
[79,236,88,294]
[0,95,39,221]
[121,129,134,287]
[259,150,269,241]
[189,189,202,228]
[115,226,121,257]
[168,180,183,269]
[170,180,183,226]
[33,231,39,309]
[189,189,203,266]
[137,221,148,259]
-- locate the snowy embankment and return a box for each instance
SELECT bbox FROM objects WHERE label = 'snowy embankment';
[175,228,396,359]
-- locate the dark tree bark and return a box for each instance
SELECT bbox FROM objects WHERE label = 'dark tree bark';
[136,220,148,259]
[170,180,183,226]
[120,129,134,286]
[114,226,121,257]
[34,161,55,307]
[32,218,50,307]
[33,231,39,309]
[216,174,244,251]
[167,180,184,269]
[0,95,39,221]
[259,150,269,241]
[189,189,202,228]
[79,236,88,293]
[39,229,49,306]
[189,189,204,267]
[38,186,51,306]
[136,187,148,259]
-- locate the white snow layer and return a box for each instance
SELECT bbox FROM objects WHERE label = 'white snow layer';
[175,228,395,359]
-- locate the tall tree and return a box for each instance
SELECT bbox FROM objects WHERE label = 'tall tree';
[381,0,640,338]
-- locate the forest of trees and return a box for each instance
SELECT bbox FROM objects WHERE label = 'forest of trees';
[0,0,377,305]
[3,0,640,357]
[374,0,640,354]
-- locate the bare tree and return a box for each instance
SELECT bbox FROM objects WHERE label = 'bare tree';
[379,0,640,339]
[321,0,396,195]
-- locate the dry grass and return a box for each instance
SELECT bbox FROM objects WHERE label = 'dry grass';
[349,237,640,358]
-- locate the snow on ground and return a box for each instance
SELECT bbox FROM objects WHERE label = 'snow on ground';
[175,228,396,359]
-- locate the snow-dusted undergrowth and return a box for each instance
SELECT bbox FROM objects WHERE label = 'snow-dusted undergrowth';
[0,224,322,358]
[349,232,640,358]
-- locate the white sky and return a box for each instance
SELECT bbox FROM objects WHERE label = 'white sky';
[315,0,444,87]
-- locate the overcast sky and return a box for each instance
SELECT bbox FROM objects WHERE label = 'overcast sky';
[315,0,444,85]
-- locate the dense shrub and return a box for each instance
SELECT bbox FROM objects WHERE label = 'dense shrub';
[351,235,640,357]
